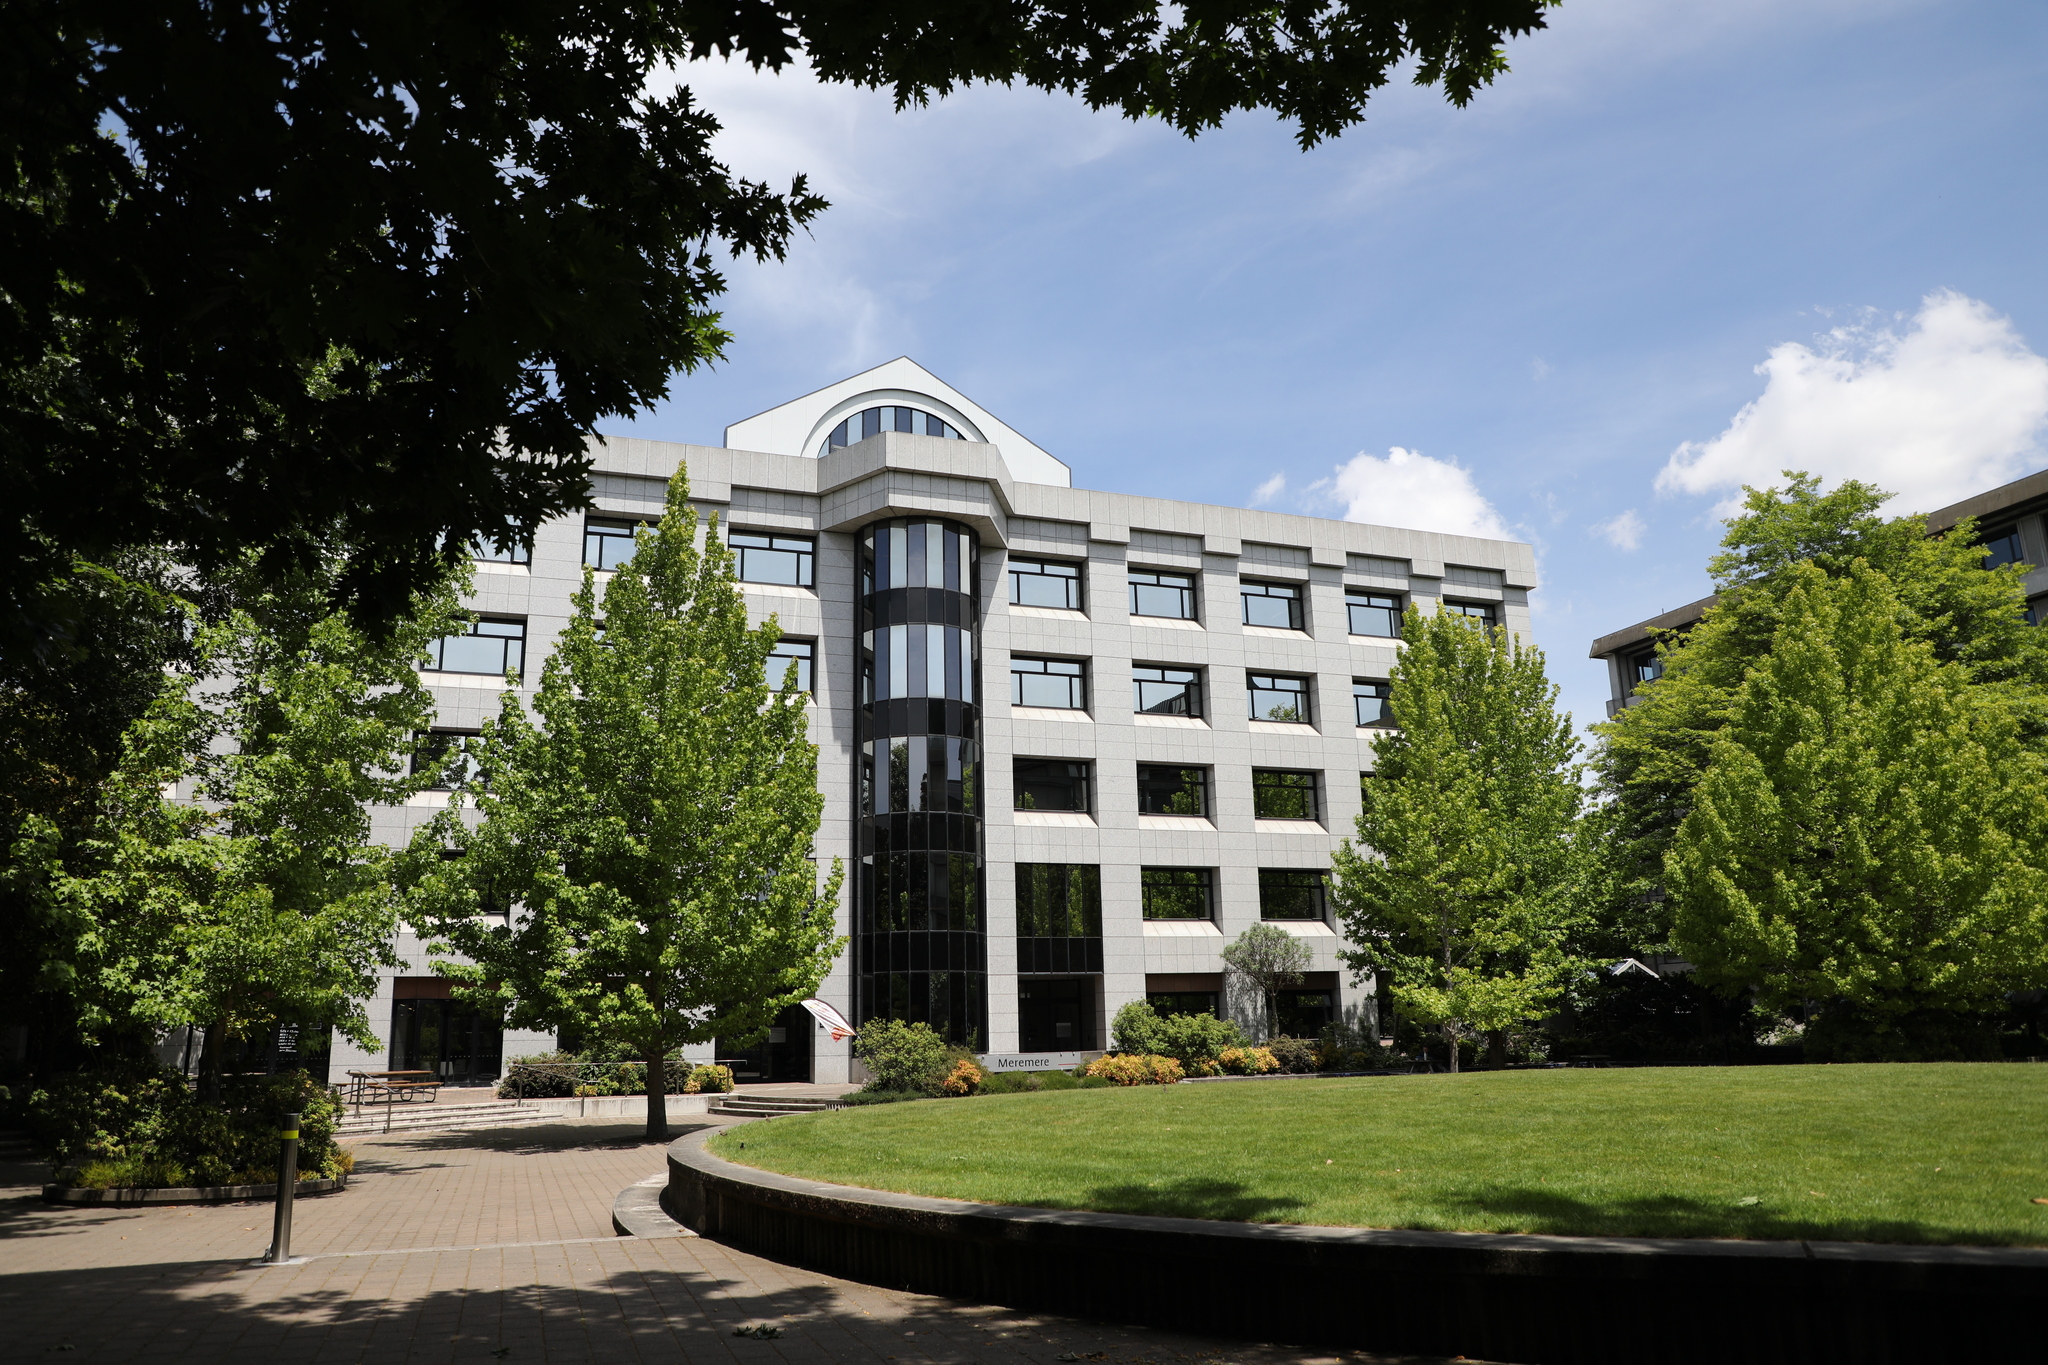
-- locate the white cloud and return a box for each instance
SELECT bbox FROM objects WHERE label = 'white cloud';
[1330,447,1513,540]
[1657,290,2048,514]
[1250,473,1286,506]
[1592,509,1646,550]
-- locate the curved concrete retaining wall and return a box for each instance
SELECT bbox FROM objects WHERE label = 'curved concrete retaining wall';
[44,1175,349,1206]
[665,1131,2044,1365]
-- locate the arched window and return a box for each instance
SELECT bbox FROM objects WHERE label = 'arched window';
[818,405,966,456]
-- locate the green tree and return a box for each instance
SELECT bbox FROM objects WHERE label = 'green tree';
[1665,561,2048,1056]
[4,0,1555,643]
[1590,473,2048,959]
[1330,604,1584,1072]
[1220,923,1314,1040]
[7,555,461,1098]
[405,470,843,1140]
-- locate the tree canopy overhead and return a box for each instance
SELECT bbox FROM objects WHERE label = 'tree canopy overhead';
[2,0,1558,643]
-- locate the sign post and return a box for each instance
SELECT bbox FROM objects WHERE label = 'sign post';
[262,1111,301,1264]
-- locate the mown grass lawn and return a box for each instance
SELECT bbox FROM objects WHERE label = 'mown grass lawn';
[710,1064,2048,1246]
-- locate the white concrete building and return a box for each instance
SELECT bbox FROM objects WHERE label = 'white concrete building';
[335,359,1539,1086]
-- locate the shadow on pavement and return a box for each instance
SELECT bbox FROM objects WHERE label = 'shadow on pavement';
[361,1118,727,1157]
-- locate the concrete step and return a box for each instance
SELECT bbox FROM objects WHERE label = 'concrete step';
[337,1101,550,1137]
[0,1130,34,1161]
[709,1095,840,1116]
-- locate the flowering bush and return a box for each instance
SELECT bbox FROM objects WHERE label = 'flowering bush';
[939,1058,986,1096]
[1218,1045,1279,1075]
[1083,1053,1184,1085]
[682,1063,735,1094]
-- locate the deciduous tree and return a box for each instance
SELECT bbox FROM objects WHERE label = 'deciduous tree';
[1220,923,1314,1041]
[405,470,843,1140]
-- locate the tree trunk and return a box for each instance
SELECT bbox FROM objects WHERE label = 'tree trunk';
[1443,1021,1460,1074]
[1486,1029,1508,1070]
[644,1044,668,1142]
[196,1021,224,1104]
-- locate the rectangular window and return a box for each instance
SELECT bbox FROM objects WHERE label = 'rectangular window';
[731,531,816,587]
[1353,679,1392,727]
[1132,664,1202,717]
[1248,672,1311,723]
[1241,580,1304,630]
[1136,764,1208,817]
[1129,569,1197,620]
[2029,595,2047,627]
[767,638,814,693]
[1444,600,1498,627]
[1148,991,1219,1018]
[470,523,531,565]
[1011,656,1087,709]
[1015,864,1103,937]
[1014,758,1090,813]
[426,617,526,676]
[1346,589,1402,638]
[1252,770,1319,821]
[1141,867,1213,921]
[412,729,482,790]
[584,516,651,570]
[1009,557,1083,610]
[1624,646,1663,685]
[1259,869,1328,921]
[1983,523,2026,570]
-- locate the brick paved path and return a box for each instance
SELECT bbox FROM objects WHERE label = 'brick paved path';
[0,1117,1486,1364]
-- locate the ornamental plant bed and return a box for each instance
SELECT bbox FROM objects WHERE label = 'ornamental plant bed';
[43,1173,349,1206]
[711,1063,2048,1247]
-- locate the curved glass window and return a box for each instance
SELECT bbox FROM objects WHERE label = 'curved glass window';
[819,405,966,455]
[862,624,976,703]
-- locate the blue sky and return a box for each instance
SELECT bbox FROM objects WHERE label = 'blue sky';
[611,0,2048,735]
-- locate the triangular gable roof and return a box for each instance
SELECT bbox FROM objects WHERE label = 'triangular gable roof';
[722,357,1071,487]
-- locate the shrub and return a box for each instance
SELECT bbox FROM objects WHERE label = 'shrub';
[1263,1036,1319,1074]
[499,1052,579,1098]
[1110,1000,1166,1054]
[939,1058,986,1096]
[682,1063,735,1094]
[1218,1045,1279,1075]
[1155,1011,1245,1068]
[853,1018,951,1094]
[1083,1053,1184,1085]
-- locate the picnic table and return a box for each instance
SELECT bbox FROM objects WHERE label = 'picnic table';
[345,1070,442,1106]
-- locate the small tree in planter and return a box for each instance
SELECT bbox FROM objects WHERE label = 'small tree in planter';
[1221,923,1313,1041]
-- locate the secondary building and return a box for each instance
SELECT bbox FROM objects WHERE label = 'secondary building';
[335,358,1538,1086]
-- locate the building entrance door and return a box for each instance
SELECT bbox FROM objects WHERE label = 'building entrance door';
[390,999,504,1086]
[1018,977,1097,1052]
[718,1003,814,1084]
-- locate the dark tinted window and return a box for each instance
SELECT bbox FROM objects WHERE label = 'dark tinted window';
[1129,569,1197,620]
[427,617,526,676]
[1133,664,1202,717]
[1626,647,1663,685]
[584,516,651,570]
[1248,672,1310,723]
[1253,770,1319,820]
[1010,557,1083,610]
[1011,656,1086,709]
[1014,759,1090,812]
[1346,590,1401,638]
[1259,869,1327,921]
[768,639,813,693]
[864,737,980,815]
[819,406,965,454]
[1137,764,1207,816]
[412,730,483,790]
[1353,679,1392,727]
[1241,580,1304,630]
[1983,523,2026,569]
[1015,864,1102,937]
[1141,867,1213,921]
[732,532,815,587]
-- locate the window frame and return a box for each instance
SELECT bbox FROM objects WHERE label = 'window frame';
[425,616,527,677]
[1014,863,1104,938]
[1352,679,1393,728]
[1009,655,1088,710]
[412,729,484,791]
[1140,866,1215,921]
[1252,769,1321,822]
[1132,663,1203,718]
[1258,868,1329,922]
[583,515,653,571]
[730,530,817,588]
[1008,556,1084,611]
[1013,757,1092,814]
[767,638,815,694]
[1136,763,1209,817]
[1983,523,2027,570]
[1443,599,1499,627]
[1345,589,1403,638]
[1247,671,1312,724]
[470,524,531,566]
[1128,568,1198,621]
[1240,579,1305,631]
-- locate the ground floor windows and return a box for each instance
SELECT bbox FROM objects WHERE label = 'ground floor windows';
[1015,863,1104,973]
[1018,976,1097,1052]
[718,1002,814,1083]
[1148,990,1219,1019]
[389,992,503,1086]
[1275,989,1336,1037]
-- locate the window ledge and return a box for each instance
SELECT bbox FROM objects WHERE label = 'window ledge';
[1138,814,1214,831]
[1355,724,1399,735]
[1012,809,1097,827]
[1249,719,1317,735]
[405,791,470,808]
[420,671,521,690]
[1347,632,1404,646]
[739,580,818,599]
[1262,919,1338,936]
[1008,604,1087,620]
[474,561,530,576]
[1243,624,1311,641]
[1143,919,1222,937]
[1129,615,1205,631]
[1134,712,1208,729]
[1254,818,1326,835]
[1010,706,1093,723]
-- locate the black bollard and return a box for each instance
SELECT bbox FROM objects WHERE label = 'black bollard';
[263,1111,301,1264]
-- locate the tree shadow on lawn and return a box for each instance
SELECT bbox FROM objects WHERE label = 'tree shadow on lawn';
[1078,1177,1309,1223]
[1430,1185,2033,1247]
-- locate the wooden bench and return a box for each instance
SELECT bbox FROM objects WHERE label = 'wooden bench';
[345,1070,443,1106]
